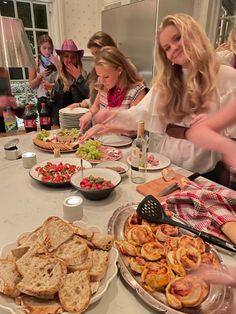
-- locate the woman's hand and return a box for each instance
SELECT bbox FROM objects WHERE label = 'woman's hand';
[50,55,59,68]
[42,81,54,92]
[79,124,106,143]
[190,114,208,126]
[65,62,81,79]
[79,112,92,133]
[95,108,118,124]
[0,96,17,109]
[40,69,50,79]
[67,103,79,110]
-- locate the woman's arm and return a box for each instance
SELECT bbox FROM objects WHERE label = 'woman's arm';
[29,66,49,90]
[130,89,146,107]
[79,93,101,132]
[186,101,236,168]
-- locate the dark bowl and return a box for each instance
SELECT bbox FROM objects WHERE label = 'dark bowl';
[70,168,121,200]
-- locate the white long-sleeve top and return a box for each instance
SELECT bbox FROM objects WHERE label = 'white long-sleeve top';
[110,65,236,173]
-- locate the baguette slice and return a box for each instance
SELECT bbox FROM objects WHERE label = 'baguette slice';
[71,224,94,240]
[67,247,93,273]
[53,235,88,266]
[42,216,74,252]
[161,167,176,182]
[89,250,109,282]
[17,256,67,298]
[91,232,114,251]
[17,226,44,248]
[16,295,63,314]
[0,259,21,297]
[59,270,91,313]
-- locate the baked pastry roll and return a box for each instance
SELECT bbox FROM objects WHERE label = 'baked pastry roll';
[127,225,155,246]
[178,235,196,248]
[194,237,206,254]
[129,257,147,274]
[124,213,142,238]
[166,275,208,309]
[176,246,201,271]
[201,252,219,268]
[114,240,140,257]
[166,251,186,277]
[141,241,165,261]
[155,224,179,242]
[141,264,175,292]
[165,237,180,253]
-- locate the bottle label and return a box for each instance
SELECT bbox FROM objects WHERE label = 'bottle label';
[24,119,37,128]
[5,121,18,132]
[40,116,51,125]
[131,147,141,168]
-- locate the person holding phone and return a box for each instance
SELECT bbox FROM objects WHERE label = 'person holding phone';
[29,34,58,114]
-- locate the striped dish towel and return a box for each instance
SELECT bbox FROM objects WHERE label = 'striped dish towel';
[162,181,236,237]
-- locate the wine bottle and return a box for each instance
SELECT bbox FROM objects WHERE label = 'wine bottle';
[131,120,147,184]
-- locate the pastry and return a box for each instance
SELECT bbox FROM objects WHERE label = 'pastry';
[141,241,165,261]
[127,225,155,246]
[155,224,179,242]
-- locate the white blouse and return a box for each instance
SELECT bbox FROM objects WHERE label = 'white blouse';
[110,65,236,173]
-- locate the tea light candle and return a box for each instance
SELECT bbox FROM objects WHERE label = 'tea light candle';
[22,152,37,169]
[63,196,83,222]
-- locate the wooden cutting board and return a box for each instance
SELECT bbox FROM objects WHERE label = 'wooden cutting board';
[136,172,186,202]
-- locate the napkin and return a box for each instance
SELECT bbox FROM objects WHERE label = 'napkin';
[162,181,236,237]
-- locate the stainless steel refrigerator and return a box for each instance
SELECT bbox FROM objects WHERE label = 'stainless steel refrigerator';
[102,0,194,86]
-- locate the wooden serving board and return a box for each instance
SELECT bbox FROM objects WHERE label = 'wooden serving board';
[136,172,186,202]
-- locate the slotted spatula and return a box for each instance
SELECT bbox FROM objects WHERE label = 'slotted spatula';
[136,195,236,254]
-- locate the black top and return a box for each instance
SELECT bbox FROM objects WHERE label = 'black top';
[52,74,89,126]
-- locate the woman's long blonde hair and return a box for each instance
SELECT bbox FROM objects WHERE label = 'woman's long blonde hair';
[94,46,143,89]
[57,53,83,92]
[154,14,219,122]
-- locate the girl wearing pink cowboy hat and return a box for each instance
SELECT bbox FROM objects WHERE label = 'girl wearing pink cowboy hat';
[51,39,89,126]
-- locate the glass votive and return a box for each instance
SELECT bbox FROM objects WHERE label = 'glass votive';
[22,152,37,169]
[63,196,83,222]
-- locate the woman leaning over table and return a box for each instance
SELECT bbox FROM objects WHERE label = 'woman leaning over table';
[78,46,147,137]
[67,31,117,109]
[216,26,236,68]
[51,39,89,126]
[90,13,236,186]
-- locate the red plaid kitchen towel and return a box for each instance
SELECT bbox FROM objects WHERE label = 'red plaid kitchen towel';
[162,181,236,236]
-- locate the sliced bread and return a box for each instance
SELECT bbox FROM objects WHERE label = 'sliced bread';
[42,216,74,252]
[59,270,91,313]
[0,259,21,297]
[91,232,114,251]
[89,249,109,282]
[15,295,63,314]
[67,247,93,273]
[71,224,94,240]
[53,235,88,266]
[16,256,67,298]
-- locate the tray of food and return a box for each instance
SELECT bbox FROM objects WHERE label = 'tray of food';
[107,203,233,314]
[33,128,82,152]
[76,139,122,163]
[0,216,118,314]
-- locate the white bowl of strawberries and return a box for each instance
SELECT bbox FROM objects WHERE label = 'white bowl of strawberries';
[70,167,121,200]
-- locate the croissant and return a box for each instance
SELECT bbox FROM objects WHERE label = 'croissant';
[166,275,208,309]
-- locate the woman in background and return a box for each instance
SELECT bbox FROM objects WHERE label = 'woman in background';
[79,46,147,139]
[52,39,89,126]
[216,26,236,68]
[29,34,58,114]
[92,14,236,186]
[68,31,117,109]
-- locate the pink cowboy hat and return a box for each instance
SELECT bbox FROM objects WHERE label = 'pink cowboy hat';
[55,39,84,58]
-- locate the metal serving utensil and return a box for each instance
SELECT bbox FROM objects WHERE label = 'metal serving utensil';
[137,195,236,254]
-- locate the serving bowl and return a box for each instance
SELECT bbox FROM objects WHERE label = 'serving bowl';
[70,167,121,200]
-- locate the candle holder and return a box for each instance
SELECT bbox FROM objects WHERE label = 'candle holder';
[63,196,83,222]
[22,152,37,169]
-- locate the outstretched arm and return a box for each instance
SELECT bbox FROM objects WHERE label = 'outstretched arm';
[186,101,236,168]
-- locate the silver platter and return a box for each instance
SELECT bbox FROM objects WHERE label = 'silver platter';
[107,203,233,314]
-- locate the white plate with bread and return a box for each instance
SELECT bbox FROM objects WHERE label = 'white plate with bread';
[0,217,118,314]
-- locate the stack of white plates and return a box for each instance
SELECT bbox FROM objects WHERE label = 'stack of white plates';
[59,107,89,129]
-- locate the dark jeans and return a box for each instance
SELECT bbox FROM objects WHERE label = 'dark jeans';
[0,115,6,132]
[202,161,230,188]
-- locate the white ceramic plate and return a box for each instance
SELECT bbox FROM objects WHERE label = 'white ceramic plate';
[96,134,132,147]
[96,160,129,175]
[0,221,118,314]
[127,152,170,170]
[59,107,89,115]
[29,157,92,187]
